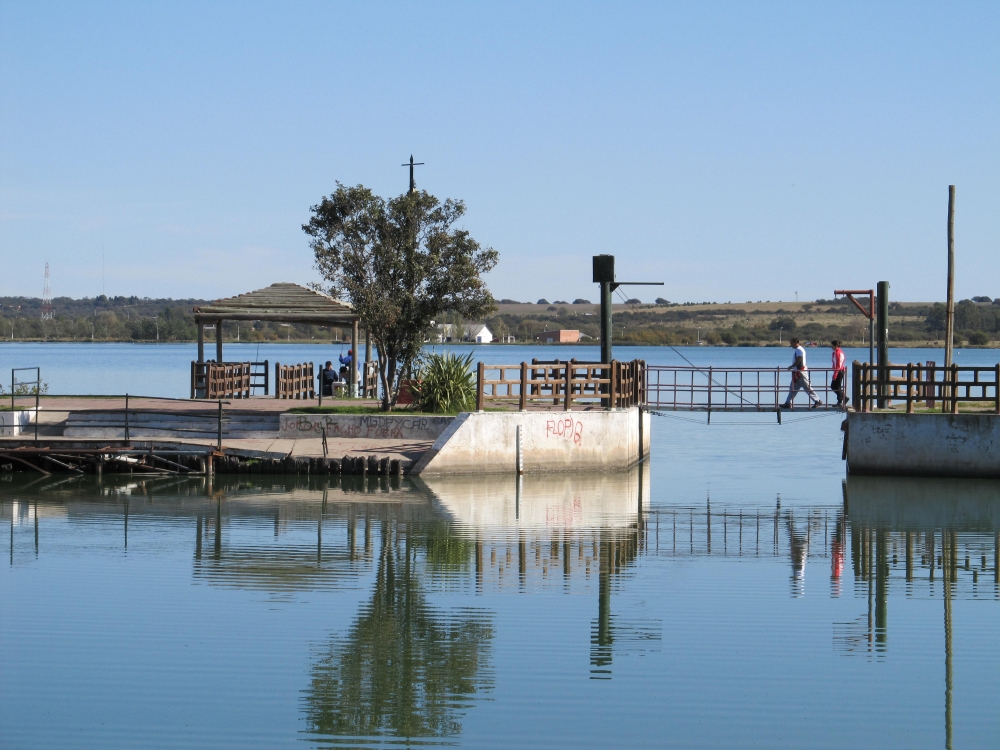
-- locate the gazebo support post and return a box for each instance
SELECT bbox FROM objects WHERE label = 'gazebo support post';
[216,321,224,363]
[197,322,205,363]
[365,329,372,398]
[351,319,360,397]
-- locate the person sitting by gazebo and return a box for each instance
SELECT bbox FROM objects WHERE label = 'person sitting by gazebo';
[319,361,340,396]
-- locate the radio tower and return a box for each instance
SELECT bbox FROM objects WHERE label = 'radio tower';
[41,262,53,320]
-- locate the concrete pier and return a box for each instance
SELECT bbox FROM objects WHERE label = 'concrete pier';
[1,397,651,476]
[847,412,1000,479]
[412,406,650,476]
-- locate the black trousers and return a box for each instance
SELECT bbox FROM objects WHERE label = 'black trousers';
[831,371,846,403]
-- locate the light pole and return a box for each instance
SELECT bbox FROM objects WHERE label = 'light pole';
[779,327,783,345]
[153,316,159,342]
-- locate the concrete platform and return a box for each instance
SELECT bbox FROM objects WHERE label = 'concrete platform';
[7,397,651,476]
[846,411,1000,478]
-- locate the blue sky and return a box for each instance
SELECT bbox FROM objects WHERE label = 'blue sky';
[1,2,998,304]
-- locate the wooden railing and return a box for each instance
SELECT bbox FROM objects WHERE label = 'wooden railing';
[364,360,379,399]
[190,361,252,399]
[475,359,646,411]
[853,360,1000,414]
[275,361,315,399]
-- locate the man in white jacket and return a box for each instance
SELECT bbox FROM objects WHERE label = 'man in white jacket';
[780,338,822,409]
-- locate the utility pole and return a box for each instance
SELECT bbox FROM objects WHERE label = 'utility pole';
[41,263,53,320]
[945,185,956,368]
[402,155,424,194]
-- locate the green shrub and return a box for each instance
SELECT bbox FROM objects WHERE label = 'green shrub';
[968,331,990,346]
[410,351,476,413]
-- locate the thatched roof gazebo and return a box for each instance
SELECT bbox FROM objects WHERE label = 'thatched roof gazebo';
[193,282,358,363]
[191,283,363,398]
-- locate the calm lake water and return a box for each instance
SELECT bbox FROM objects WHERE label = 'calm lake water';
[0,341,994,397]
[4,403,1000,747]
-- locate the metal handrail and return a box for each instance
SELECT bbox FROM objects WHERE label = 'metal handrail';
[9,367,42,443]
[646,365,846,412]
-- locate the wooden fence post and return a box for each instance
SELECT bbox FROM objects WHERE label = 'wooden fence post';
[862,362,870,412]
[906,363,914,413]
[851,360,864,411]
[609,360,618,409]
[476,361,485,412]
[519,362,528,411]
[926,361,936,408]
[951,364,959,414]
[995,364,999,415]
[564,363,572,411]
[274,362,280,399]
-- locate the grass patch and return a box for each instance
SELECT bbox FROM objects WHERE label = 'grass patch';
[287,404,509,415]
[287,405,458,416]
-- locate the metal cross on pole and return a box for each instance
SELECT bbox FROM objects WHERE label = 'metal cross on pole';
[402,154,425,194]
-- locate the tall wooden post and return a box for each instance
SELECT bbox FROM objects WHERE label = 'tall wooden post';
[945,185,956,368]
[215,320,224,364]
[197,322,205,363]
[351,319,359,397]
[364,329,372,398]
[877,281,889,408]
[476,361,485,412]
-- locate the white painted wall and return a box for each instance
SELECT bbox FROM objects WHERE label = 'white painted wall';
[847,412,1000,478]
[412,406,650,475]
[0,410,36,437]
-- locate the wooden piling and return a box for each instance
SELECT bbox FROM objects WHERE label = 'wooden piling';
[945,185,956,368]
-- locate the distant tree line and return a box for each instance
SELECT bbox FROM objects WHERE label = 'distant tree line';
[4,295,1000,346]
[485,298,1000,346]
[0,296,350,343]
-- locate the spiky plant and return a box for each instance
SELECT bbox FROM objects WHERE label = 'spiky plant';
[410,352,476,413]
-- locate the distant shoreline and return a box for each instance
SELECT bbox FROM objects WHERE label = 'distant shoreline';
[0,339,983,349]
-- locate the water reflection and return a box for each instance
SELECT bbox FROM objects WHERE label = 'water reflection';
[844,474,1000,750]
[420,468,658,679]
[303,518,494,743]
[5,469,1000,747]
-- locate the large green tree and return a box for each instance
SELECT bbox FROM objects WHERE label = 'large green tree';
[303,184,498,410]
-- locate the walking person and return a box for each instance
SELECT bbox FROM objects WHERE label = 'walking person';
[830,340,847,407]
[780,337,823,409]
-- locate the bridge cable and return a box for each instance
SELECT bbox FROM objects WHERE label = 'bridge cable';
[647,408,842,426]
[614,289,763,410]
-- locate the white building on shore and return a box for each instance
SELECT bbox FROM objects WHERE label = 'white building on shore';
[431,323,493,343]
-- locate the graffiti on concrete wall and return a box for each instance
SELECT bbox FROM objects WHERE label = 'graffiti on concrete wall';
[280,414,450,440]
[545,417,584,445]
